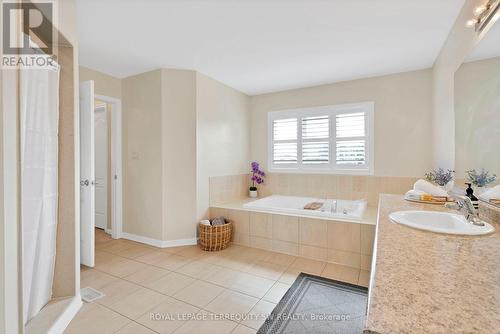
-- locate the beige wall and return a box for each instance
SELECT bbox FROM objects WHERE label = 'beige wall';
[161,69,198,241]
[122,70,164,239]
[79,66,122,99]
[455,56,500,179]
[196,73,250,221]
[250,69,433,177]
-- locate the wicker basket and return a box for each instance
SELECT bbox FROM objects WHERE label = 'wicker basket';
[199,221,233,251]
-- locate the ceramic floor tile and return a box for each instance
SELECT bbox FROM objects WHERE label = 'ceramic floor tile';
[65,302,129,334]
[241,299,277,330]
[321,263,360,285]
[229,272,276,299]
[100,240,137,254]
[263,252,296,266]
[358,270,371,287]
[136,296,200,334]
[232,324,257,334]
[147,272,195,296]
[247,261,288,280]
[204,266,241,287]
[96,279,142,307]
[262,282,291,303]
[205,290,259,316]
[108,287,167,319]
[80,269,118,290]
[175,260,220,278]
[165,245,206,258]
[278,268,303,285]
[173,279,225,308]
[134,250,174,266]
[154,253,193,271]
[114,321,157,334]
[119,245,159,259]
[99,258,150,278]
[123,265,170,285]
[174,311,238,334]
[290,257,326,274]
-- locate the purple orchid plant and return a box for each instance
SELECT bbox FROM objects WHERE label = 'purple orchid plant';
[250,162,265,191]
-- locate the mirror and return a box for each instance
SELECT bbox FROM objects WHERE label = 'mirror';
[454,19,500,207]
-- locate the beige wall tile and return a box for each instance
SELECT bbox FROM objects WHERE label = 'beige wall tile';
[249,212,272,238]
[233,232,250,246]
[327,221,360,252]
[272,240,299,256]
[361,254,372,270]
[250,236,273,251]
[299,245,328,261]
[361,224,376,255]
[226,209,250,235]
[271,215,299,243]
[327,249,361,268]
[209,207,227,220]
[299,218,327,247]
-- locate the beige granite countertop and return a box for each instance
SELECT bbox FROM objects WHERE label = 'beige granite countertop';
[365,194,500,334]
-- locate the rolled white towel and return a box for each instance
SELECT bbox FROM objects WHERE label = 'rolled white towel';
[405,189,426,200]
[413,179,448,197]
[199,220,211,226]
[478,185,500,201]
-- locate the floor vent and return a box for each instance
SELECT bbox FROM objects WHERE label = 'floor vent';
[81,287,105,303]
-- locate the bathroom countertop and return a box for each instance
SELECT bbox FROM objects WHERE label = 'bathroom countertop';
[365,194,500,334]
[210,199,377,225]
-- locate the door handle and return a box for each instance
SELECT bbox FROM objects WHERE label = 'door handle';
[80,179,89,186]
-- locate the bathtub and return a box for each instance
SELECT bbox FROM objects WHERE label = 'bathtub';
[242,195,367,220]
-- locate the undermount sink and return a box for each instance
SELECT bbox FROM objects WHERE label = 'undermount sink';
[389,210,495,236]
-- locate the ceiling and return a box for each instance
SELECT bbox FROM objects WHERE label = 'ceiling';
[466,18,500,62]
[77,0,464,95]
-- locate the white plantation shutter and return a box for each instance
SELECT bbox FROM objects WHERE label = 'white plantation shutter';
[272,118,297,164]
[269,103,373,173]
[335,112,366,166]
[301,116,329,164]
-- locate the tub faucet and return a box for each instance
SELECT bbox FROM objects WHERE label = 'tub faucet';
[444,195,484,226]
[331,200,337,213]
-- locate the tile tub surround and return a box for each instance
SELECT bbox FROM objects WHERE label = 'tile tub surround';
[209,206,376,270]
[366,195,500,334]
[209,173,419,207]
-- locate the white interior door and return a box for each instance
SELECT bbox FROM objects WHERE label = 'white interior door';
[94,104,108,230]
[79,81,95,267]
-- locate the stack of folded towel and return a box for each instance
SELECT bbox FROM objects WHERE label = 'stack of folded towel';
[479,185,500,205]
[405,179,450,202]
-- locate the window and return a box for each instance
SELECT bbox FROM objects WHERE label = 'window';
[268,102,374,174]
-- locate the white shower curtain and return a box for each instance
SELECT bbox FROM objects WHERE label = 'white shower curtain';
[20,63,60,324]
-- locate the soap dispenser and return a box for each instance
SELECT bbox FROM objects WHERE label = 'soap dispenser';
[465,183,479,209]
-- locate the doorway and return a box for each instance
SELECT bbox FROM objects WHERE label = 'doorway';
[79,80,122,267]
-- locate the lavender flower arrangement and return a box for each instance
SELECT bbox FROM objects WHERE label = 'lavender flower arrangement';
[425,168,455,186]
[466,169,496,187]
[250,162,265,191]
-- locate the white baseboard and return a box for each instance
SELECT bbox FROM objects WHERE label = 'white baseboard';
[121,232,197,248]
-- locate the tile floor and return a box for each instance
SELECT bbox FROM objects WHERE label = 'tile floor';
[66,229,370,334]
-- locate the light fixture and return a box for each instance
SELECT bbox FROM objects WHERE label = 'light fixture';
[474,4,488,16]
[466,0,500,32]
[466,18,479,27]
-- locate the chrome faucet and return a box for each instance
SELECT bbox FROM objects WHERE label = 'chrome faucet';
[331,200,337,213]
[444,195,484,226]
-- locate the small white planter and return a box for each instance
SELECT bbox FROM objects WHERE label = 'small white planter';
[249,189,258,198]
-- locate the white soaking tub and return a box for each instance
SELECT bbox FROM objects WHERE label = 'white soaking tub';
[243,195,367,220]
